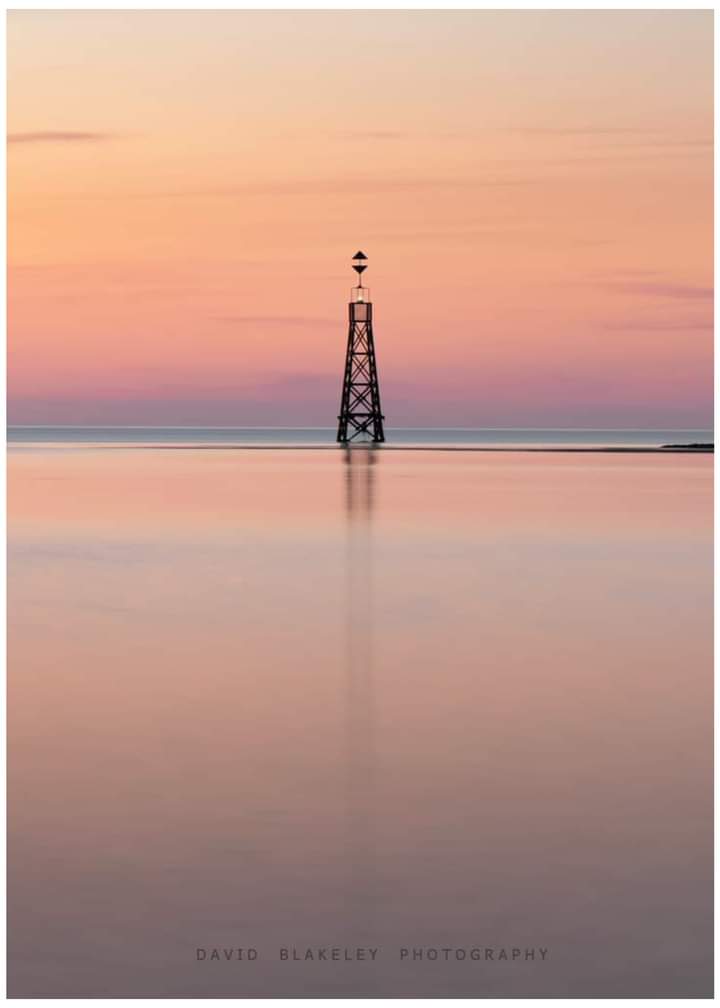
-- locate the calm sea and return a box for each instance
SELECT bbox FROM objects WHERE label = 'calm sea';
[8,443,713,996]
[6,425,714,448]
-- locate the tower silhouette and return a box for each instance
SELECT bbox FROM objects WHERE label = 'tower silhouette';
[337,252,385,443]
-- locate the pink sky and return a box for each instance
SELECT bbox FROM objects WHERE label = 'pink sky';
[8,10,713,427]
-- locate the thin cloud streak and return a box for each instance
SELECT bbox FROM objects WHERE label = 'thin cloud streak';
[604,282,714,301]
[8,131,112,144]
[602,319,713,331]
[337,130,405,140]
[213,315,336,326]
[336,127,711,151]
[40,175,537,202]
[494,126,656,135]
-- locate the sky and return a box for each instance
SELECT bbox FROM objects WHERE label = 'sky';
[7,10,713,428]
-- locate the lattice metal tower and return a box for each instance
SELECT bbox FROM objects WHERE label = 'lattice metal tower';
[337,252,385,443]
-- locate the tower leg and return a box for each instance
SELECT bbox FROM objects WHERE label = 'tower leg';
[337,308,385,443]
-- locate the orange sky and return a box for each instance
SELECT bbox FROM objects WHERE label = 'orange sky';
[7,10,713,427]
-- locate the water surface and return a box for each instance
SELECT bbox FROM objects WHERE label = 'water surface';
[8,446,713,996]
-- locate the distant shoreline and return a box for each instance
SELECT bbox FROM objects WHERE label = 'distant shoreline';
[7,443,714,453]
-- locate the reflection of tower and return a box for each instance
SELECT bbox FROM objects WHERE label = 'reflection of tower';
[343,445,377,938]
[345,445,375,738]
[337,252,386,443]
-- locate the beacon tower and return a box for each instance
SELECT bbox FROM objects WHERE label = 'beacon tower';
[337,252,385,443]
